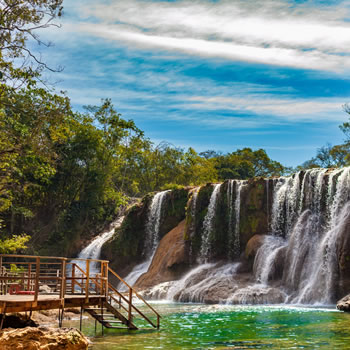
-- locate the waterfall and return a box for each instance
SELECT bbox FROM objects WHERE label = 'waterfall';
[166,262,240,303]
[188,187,200,261]
[104,167,350,306]
[199,184,222,263]
[72,215,124,274]
[122,190,170,287]
[253,235,286,285]
[227,180,246,259]
[292,168,350,304]
[251,167,350,304]
[145,190,170,254]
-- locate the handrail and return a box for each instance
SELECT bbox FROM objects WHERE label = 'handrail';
[108,282,157,328]
[0,254,108,264]
[0,255,107,300]
[0,254,161,330]
[108,266,161,318]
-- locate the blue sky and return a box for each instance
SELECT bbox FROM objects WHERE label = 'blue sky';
[38,0,350,166]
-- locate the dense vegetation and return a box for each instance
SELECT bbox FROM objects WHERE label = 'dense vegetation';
[0,0,349,256]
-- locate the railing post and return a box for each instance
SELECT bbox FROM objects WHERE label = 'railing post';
[85,260,90,302]
[60,259,67,299]
[27,263,32,291]
[128,288,132,324]
[34,257,40,304]
[72,264,76,295]
[105,263,109,297]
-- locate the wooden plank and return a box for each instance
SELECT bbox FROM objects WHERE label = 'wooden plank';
[85,260,90,303]
[34,257,40,305]
[128,288,132,324]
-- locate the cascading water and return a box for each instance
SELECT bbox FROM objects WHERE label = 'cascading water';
[227,180,246,259]
[72,215,125,274]
[199,184,222,263]
[98,167,350,306]
[250,167,350,305]
[188,187,200,262]
[122,190,170,287]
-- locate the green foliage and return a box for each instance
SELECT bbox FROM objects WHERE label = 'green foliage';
[214,147,285,180]
[0,0,63,86]
[0,234,30,254]
[0,0,288,256]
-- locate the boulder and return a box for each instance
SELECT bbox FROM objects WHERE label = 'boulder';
[337,294,350,312]
[229,286,287,304]
[135,220,189,288]
[0,326,89,350]
[245,234,267,260]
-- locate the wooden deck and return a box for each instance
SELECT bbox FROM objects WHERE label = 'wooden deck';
[0,254,161,330]
[0,294,105,313]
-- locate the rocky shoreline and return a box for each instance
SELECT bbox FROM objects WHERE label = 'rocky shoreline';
[0,310,90,350]
[0,326,89,350]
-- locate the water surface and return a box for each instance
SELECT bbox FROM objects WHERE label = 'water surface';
[74,303,350,349]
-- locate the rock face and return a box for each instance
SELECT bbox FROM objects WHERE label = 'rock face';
[229,286,287,304]
[337,294,350,312]
[98,169,350,305]
[335,209,350,299]
[245,234,267,260]
[135,220,189,288]
[0,326,89,350]
[101,188,189,277]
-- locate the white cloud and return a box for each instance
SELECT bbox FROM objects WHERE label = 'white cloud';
[184,95,346,122]
[66,0,350,72]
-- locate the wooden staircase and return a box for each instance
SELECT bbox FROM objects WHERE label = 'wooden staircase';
[78,265,160,330]
[85,305,136,330]
[0,254,161,331]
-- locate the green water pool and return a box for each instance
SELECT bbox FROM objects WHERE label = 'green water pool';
[72,303,350,349]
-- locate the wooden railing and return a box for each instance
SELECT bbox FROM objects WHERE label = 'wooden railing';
[107,266,161,329]
[0,254,109,305]
[0,254,161,329]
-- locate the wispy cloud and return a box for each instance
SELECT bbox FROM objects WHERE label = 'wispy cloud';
[185,96,346,121]
[65,0,350,72]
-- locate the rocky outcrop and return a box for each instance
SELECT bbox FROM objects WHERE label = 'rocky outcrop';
[245,234,267,260]
[0,327,89,350]
[337,294,350,312]
[229,286,287,304]
[101,188,190,277]
[135,220,189,288]
[335,206,350,299]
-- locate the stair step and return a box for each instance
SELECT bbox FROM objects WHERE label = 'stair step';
[103,320,123,324]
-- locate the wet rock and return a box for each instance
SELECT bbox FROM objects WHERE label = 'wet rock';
[0,326,89,350]
[140,281,176,300]
[135,220,190,288]
[245,234,267,260]
[335,207,350,299]
[229,286,287,304]
[337,294,350,312]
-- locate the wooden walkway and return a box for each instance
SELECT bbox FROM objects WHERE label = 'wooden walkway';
[0,254,160,330]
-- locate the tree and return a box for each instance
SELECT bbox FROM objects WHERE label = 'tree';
[214,148,285,180]
[0,0,63,86]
